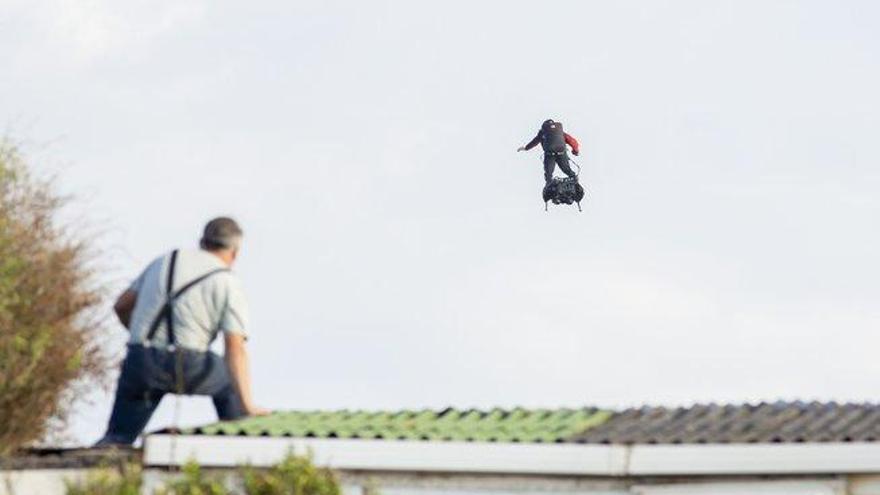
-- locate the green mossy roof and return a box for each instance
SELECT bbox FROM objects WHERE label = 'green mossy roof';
[186,407,613,443]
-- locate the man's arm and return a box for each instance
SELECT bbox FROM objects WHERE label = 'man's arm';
[224,333,269,416]
[564,133,580,156]
[517,131,542,152]
[113,290,138,329]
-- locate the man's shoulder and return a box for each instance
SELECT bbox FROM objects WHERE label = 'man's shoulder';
[178,248,217,264]
[203,268,246,309]
[177,250,242,287]
[175,249,226,273]
[141,252,171,276]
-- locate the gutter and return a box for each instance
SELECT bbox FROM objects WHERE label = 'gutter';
[144,435,880,476]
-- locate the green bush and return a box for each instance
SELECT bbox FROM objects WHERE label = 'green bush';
[155,461,230,495]
[65,463,141,495]
[64,455,347,495]
[0,142,107,455]
[242,455,341,495]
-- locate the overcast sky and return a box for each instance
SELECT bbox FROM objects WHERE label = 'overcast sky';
[3,0,880,445]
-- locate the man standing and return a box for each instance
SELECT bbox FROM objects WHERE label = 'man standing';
[517,119,581,183]
[97,217,267,446]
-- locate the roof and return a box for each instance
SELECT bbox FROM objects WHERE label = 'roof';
[0,448,139,470]
[181,401,880,445]
[187,407,612,442]
[572,401,880,444]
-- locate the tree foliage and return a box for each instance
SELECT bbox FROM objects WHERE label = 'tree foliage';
[0,142,107,455]
[65,462,142,495]
[155,462,231,495]
[65,455,346,495]
[242,454,341,495]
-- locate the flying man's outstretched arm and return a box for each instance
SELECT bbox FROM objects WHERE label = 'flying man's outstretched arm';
[517,131,542,152]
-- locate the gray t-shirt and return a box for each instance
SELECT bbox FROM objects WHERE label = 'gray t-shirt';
[127,249,249,352]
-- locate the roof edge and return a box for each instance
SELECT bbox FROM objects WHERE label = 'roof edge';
[144,434,880,476]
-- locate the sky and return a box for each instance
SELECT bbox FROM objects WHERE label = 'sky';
[2,0,880,445]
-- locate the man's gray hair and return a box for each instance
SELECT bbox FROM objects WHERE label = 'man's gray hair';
[200,217,243,251]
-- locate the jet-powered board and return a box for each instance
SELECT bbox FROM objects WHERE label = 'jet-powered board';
[543,176,585,212]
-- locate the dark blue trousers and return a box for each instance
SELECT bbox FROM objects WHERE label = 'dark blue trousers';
[543,151,577,183]
[96,344,245,446]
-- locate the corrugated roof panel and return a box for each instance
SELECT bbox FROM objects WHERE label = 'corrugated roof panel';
[570,402,880,444]
[187,407,612,442]
[182,402,880,445]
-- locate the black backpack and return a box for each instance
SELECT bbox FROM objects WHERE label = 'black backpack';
[540,120,566,153]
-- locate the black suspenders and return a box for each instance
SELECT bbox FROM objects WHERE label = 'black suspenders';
[144,250,230,348]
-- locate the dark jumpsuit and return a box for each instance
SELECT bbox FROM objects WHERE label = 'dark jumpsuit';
[523,126,580,183]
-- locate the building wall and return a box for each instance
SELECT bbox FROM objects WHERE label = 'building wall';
[4,468,879,495]
[632,479,846,495]
[850,476,880,495]
[335,472,852,495]
[0,469,91,495]
[142,469,855,495]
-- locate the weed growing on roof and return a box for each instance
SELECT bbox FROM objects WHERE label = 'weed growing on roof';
[64,454,348,495]
[155,461,231,495]
[65,462,141,495]
[0,141,108,456]
[242,454,341,495]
